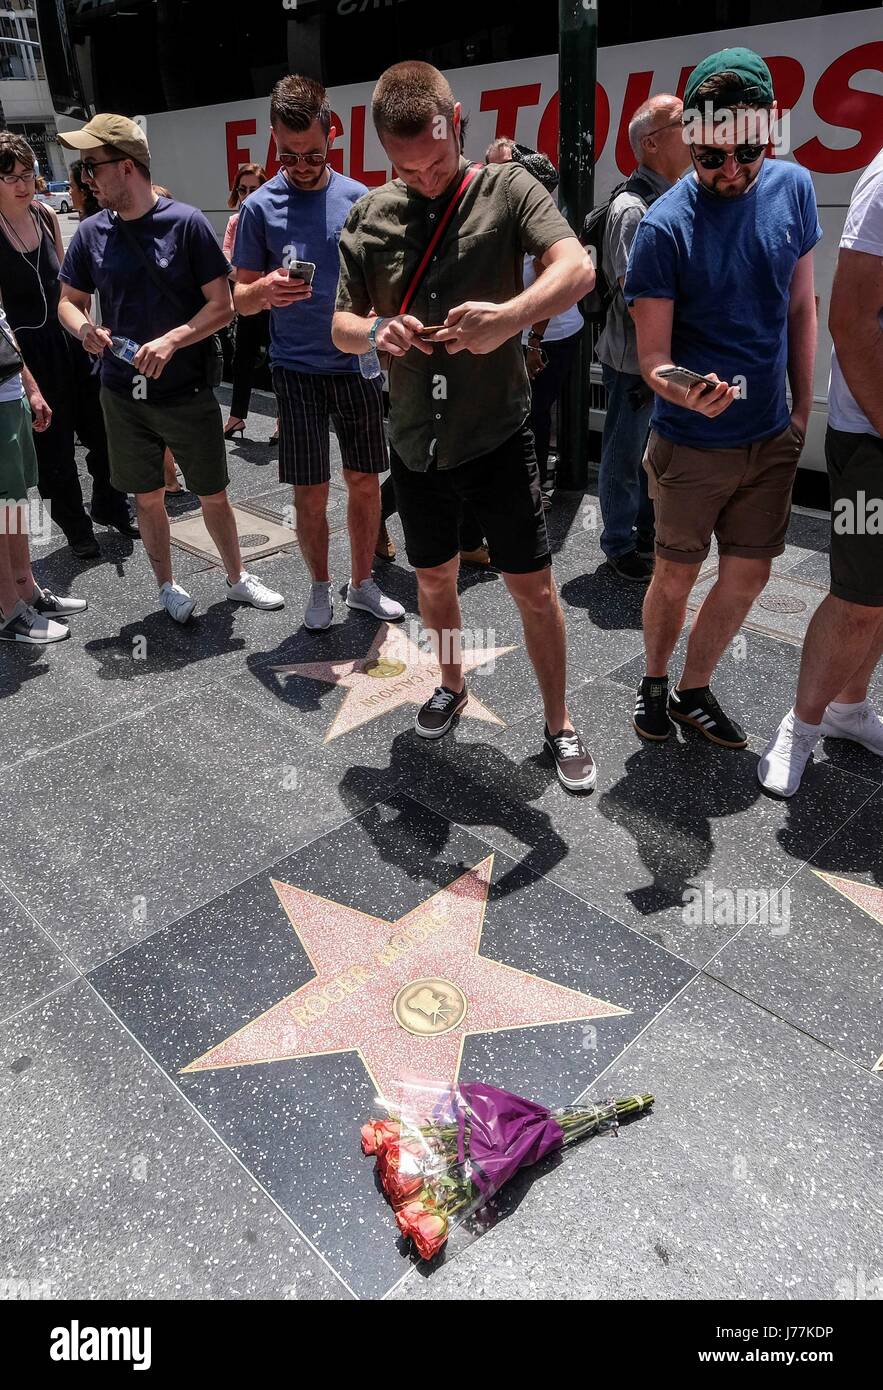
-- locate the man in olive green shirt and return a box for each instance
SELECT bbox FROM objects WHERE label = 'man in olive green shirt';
[333,61,597,791]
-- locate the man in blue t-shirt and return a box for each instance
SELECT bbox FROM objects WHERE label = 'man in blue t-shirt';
[57,113,284,624]
[624,49,821,749]
[233,75,403,632]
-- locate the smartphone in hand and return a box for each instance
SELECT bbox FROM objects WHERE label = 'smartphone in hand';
[287,260,316,286]
[657,365,718,392]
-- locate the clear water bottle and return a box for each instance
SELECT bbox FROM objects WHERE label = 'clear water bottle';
[109,335,140,364]
[359,346,382,380]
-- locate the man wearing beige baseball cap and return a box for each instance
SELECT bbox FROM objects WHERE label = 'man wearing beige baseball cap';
[56,115,285,621]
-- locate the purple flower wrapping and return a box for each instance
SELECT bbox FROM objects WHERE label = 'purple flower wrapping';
[455,1082,566,1198]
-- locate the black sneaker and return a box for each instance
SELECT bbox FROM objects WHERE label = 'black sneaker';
[544,725,597,791]
[669,685,748,748]
[634,676,673,741]
[32,584,88,618]
[0,599,70,644]
[415,684,467,739]
[606,550,653,583]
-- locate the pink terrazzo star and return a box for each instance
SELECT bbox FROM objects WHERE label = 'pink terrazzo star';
[270,622,516,741]
[181,856,628,1107]
[812,871,883,928]
[813,871,882,1072]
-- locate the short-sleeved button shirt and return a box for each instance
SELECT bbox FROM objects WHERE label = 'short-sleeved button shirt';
[335,156,575,471]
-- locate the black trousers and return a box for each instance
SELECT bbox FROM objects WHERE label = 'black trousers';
[527,333,580,485]
[229,310,270,421]
[21,327,124,540]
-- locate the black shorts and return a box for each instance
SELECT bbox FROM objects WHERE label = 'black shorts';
[389,425,551,573]
[272,366,387,486]
[827,425,883,608]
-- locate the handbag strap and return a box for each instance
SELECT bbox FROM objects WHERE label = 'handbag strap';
[398,163,482,317]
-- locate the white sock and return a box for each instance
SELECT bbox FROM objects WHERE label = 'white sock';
[792,709,823,735]
[827,700,866,717]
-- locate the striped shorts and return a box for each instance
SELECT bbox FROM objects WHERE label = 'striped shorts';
[272,366,387,486]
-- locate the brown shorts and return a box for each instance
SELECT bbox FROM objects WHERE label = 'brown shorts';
[643,423,804,565]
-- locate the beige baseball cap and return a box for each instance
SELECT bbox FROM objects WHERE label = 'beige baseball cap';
[58,113,150,163]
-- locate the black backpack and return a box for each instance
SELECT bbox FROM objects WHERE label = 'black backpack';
[579,171,657,326]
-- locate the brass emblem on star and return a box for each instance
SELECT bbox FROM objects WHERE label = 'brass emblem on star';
[393,977,468,1036]
[363,657,408,680]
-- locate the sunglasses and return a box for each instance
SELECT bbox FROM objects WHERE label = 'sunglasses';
[691,144,766,169]
[276,140,329,169]
[236,184,259,196]
[643,118,682,140]
[0,169,36,186]
[83,156,130,178]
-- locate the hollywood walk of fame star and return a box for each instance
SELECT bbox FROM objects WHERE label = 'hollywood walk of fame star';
[812,870,883,928]
[181,856,629,1107]
[270,622,517,741]
[813,870,882,1072]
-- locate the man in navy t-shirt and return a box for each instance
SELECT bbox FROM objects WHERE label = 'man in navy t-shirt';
[233,74,403,633]
[57,113,284,624]
[623,49,821,751]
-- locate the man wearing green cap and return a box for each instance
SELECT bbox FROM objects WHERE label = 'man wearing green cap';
[624,49,821,750]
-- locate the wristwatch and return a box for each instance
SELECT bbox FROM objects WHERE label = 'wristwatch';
[367,316,385,351]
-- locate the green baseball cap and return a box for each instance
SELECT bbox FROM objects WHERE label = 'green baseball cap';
[683,48,774,112]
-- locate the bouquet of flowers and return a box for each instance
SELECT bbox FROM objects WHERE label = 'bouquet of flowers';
[361,1081,654,1261]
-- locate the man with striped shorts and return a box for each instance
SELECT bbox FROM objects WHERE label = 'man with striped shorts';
[233,74,403,631]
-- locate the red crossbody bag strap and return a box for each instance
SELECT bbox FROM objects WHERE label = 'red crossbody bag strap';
[397,163,481,317]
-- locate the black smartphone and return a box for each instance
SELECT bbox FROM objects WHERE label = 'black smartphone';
[287,259,316,286]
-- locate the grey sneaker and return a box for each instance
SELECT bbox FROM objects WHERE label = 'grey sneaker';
[0,599,70,644]
[31,584,88,617]
[345,577,405,622]
[159,581,196,624]
[304,580,334,631]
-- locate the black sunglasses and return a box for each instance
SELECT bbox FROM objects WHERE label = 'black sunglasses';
[236,184,258,196]
[83,156,129,179]
[691,144,766,169]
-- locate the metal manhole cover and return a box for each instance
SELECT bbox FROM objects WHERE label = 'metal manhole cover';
[237,532,271,548]
[757,594,807,614]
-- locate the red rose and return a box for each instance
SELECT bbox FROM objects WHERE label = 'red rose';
[377,1136,423,1178]
[360,1119,400,1156]
[396,1202,448,1261]
[382,1169,424,1210]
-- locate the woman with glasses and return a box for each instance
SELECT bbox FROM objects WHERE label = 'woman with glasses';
[0,132,135,558]
[222,163,273,441]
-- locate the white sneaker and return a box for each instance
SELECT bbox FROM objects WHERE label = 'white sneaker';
[819,700,883,757]
[304,580,334,631]
[0,599,70,644]
[159,581,196,624]
[757,708,822,797]
[345,577,405,621]
[226,571,284,610]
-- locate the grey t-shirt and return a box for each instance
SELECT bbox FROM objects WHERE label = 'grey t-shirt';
[595,165,672,376]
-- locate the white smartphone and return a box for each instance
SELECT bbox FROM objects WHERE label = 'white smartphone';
[287,259,316,286]
[657,365,718,391]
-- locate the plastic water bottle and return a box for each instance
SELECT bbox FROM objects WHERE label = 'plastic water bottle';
[359,346,382,380]
[109,335,140,364]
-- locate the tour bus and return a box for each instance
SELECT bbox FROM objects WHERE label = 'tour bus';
[34,0,883,471]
